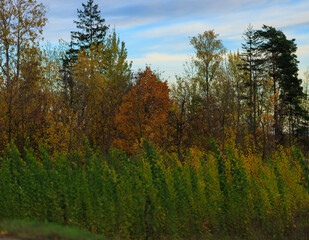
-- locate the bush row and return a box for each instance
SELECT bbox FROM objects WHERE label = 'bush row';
[0,140,308,239]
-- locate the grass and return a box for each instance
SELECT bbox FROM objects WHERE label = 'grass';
[0,218,308,240]
[0,219,107,240]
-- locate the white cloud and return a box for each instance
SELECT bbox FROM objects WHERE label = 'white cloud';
[131,53,188,65]
[130,53,189,82]
[297,45,309,56]
[43,17,75,42]
[134,22,209,39]
[39,0,309,79]
[106,17,160,29]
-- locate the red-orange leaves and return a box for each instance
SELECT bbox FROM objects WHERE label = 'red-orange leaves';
[115,67,172,154]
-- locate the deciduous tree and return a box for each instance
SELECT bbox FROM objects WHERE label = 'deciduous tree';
[190,30,226,99]
[115,67,172,154]
[0,0,47,148]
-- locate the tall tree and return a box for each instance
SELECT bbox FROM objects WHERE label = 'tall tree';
[241,25,263,143]
[255,25,306,144]
[92,31,132,152]
[71,0,109,51]
[190,30,226,99]
[60,0,110,151]
[188,30,226,149]
[298,69,309,151]
[61,31,132,152]
[0,0,47,146]
[114,67,171,154]
[169,75,192,161]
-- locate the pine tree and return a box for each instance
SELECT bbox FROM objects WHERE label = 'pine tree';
[60,0,110,152]
[255,25,307,144]
[241,25,262,142]
[71,0,109,51]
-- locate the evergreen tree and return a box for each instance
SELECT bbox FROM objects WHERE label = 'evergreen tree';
[241,24,262,142]
[71,0,109,51]
[255,25,307,144]
[60,0,109,152]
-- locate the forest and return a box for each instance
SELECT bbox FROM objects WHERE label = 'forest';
[0,0,308,239]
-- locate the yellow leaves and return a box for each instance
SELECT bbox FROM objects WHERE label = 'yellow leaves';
[243,150,261,177]
[262,113,272,120]
[223,125,237,149]
[1,0,47,44]
[187,147,203,171]
[0,230,8,235]
[261,113,274,126]
[0,0,47,150]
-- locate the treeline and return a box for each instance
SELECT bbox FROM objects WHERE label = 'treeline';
[0,0,308,157]
[0,140,308,239]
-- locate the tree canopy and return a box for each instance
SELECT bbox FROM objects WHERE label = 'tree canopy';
[0,0,308,156]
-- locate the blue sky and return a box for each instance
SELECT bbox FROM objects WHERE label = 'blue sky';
[40,0,309,82]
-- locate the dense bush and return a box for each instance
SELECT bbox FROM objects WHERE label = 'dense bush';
[0,140,308,239]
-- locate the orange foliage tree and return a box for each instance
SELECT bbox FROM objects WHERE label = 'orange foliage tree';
[114,67,172,154]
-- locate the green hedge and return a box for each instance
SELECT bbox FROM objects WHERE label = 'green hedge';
[0,141,308,239]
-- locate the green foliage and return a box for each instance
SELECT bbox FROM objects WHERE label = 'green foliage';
[0,219,106,240]
[71,0,109,51]
[0,142,308,239]
[293,148,309,191]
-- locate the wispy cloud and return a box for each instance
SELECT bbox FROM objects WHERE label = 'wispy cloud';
[130,53,189,81]
[105,0,263,21]
[132,0,309,39]
[131,53,188,64]
[43,0,307,30]
[39,0,309,79]
[134,22,208,39]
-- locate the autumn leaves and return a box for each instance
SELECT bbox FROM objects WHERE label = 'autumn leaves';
[0,0,308,156]
[115,68,172,154]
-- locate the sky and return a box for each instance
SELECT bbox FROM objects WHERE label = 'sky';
[40,0,309,83]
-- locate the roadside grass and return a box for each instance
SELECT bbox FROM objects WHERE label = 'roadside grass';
[0,217,308,240]
[0,219,107,240]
